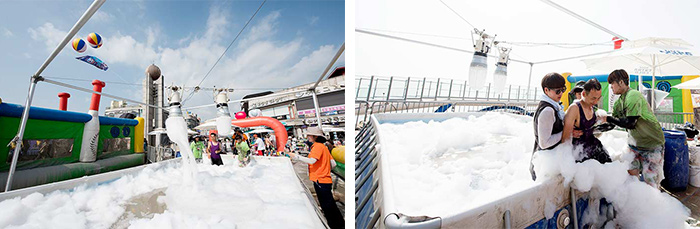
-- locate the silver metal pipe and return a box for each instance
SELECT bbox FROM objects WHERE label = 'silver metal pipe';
[43,79,165,109]
[182,89,306,110]
[311,43,345,90]
[524,63,534,111]
[539,0,628,41]
[5,77,39,192]
[504,210,511,229]
[33,0,106,78]
[356,29,530,64]
[571,187,578,229]
[311,90,323,128]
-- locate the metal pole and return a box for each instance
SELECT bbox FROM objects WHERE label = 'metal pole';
[356,78,363,99]
[311,90,323,128]
[5,77,40,192]
[525,63,534,111]
[435,78,441,100]
[366,76,374,101]
[5,0,106,192]
[386,76,394,100]
[311,43,345,90]
[33,0,106,78]
[508,85,512,101]
[448,79,454,100]
[651,55,657,111]
[571,187,578,229]
[420,77,426,101]
[462,80,467,99]
[403,77,411,100]
[486,83,491,100]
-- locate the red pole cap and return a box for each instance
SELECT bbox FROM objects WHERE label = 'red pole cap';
[58,92,71,111]
[89,80,106,111]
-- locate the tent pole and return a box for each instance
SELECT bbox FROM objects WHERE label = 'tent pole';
[652,55,656,111]
[4,76,40,192]
[524,63,534,112]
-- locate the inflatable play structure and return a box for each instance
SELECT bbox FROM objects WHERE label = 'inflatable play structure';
[0,81,145,191]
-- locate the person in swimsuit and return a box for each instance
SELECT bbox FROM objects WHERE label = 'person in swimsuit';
[562,78,612,163]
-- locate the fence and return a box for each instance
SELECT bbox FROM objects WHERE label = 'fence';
[654,112,695,130]
[356,75,540,102]
[355,100,539,129]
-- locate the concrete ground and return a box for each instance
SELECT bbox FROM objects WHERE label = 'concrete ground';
[666,185,700,224]
[291,157,345,218]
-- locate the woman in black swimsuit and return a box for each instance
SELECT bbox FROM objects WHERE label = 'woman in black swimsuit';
[562,79,612,164]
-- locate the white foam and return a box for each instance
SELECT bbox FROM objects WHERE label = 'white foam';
[216,115,232,137]
[0,159,322,228]
[533,141,690,228]
[378,113,537,216]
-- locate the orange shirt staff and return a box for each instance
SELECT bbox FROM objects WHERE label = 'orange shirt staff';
[287,127,344,229]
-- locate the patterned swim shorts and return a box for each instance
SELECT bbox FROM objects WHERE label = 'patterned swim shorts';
[629,145,664,189]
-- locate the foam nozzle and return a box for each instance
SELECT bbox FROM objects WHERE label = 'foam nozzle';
[168,89,183,117]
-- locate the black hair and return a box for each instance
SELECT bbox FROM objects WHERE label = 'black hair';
[583,78,602,92]
[315,136,327,144]
[541,72,566,92]
[608,69,630,86]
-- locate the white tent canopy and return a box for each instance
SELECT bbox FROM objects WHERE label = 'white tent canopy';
[582,37,700,109]
[673,77,700,90]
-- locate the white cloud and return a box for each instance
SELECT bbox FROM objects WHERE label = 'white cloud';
[28,23,66,52]
[2,28,13,37]
[23,53,31,59]
[92,11,114,22]
[26,9,342,120]
[310,16,320,26]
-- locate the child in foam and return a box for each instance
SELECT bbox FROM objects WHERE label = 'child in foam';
[207,133,224,166]
[600,69,666,189]
[234,134,250,167]
[287,127,344,229]
[190,136,205,163]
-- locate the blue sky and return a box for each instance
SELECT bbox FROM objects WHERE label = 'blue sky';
[0,0,344,119]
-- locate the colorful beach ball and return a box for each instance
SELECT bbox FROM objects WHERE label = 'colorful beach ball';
[72,38,86,53]
[87,33,102,48]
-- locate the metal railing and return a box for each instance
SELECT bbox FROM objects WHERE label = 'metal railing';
[356,75,540,102]
[355,100,539,129]
[654,112,695,130]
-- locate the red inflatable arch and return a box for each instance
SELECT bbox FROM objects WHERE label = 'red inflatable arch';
[231,117,288,152]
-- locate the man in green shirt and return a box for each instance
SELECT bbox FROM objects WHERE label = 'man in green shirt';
[190,136,205,163]
[601,69,665,189]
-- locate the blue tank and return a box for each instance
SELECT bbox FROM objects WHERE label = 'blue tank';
[662,130,689,191]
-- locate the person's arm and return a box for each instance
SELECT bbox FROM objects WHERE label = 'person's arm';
[561,105,577,141]
[606,116,639,129]
[605,94,643,129]
[537,107,563,149]
[295,155,317,165]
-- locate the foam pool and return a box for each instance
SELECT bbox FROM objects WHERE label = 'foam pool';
[0,157,325,229]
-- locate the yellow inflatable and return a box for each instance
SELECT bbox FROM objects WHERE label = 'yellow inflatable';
[331,146,345,164]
